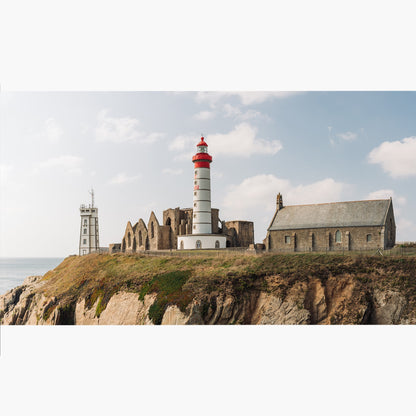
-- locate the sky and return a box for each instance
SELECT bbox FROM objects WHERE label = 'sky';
[1,91,416,257]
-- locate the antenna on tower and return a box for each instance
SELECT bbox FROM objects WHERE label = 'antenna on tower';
[89,188,95,208]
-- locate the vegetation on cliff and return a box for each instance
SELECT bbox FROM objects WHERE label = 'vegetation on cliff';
[37,252,416,324]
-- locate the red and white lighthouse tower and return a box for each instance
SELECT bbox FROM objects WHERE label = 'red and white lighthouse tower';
[192,137,213,234]
[177,136,226,250]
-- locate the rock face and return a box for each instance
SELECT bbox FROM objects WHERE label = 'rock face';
[1,273,415,325]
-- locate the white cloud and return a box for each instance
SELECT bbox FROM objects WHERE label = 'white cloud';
[237,92,300,105]
[140,132,165,144]
[35,155,83,174]
[222,174,347,241]
[169,134,194,152]
[162,168,183,176]
[170,123,282,160]
[193,111,215,121]
[212,171,223,179]
[366,189,406,206]
[223,104,266,121]
[44,118,63,143]
[94,110,164,144]
[195,91,300,107]
[109,172,141,185]
[208,123,282,157]
[95,110,141,143]
[337,131,357,141]
[368,136,416,178]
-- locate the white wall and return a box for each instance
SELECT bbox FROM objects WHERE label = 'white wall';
[177,234,226,250]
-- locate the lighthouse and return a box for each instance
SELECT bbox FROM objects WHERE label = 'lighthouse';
[177,137,226,250]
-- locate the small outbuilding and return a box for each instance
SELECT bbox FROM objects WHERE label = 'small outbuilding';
[265,194,396,252]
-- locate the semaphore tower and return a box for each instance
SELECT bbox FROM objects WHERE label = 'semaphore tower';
[79,189,99,255]
[177,137,226,250]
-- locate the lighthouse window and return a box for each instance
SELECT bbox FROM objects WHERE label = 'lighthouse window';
[194,181,197,185]
[194,192,197,196]
[193,214,196,218]
[193,203,196,207]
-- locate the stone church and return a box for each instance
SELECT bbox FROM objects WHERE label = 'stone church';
[265,194,396,252]
[109,207,254,253]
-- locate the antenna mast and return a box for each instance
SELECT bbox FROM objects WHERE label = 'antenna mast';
[89,188,95,208]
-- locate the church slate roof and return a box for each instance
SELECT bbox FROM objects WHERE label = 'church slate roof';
[268,199,391,231]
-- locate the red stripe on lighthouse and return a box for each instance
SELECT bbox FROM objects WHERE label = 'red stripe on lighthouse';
[194,161,210,168]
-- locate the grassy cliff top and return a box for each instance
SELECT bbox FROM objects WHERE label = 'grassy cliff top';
[40,252,416,323]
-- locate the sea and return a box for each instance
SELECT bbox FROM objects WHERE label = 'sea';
[0,258,64,295]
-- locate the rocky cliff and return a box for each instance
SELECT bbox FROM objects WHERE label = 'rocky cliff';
[1,253,415,325]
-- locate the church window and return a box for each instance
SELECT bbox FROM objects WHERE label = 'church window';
[128,232,131,247]
[196,240,202,249]
[285,236,290,244]
[151,223,154,239]
[215,240,220,249]
[83,228,87,234]
[335,230,341,243]
[84,219,87,225]
[367,234,372,242]
[139,230,143,246]
[180,241,184,250]
[83,239,87,244]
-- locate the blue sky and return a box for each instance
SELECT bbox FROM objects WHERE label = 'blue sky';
[1,91,416,256]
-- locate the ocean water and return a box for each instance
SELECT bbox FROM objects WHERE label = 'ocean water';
[0,258,64,295]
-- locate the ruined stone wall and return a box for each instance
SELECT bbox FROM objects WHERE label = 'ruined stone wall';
[383,204,396,249]
[135,219,149,251]
[211,208,220,234]
[109,243,121,253]
[224,221,254,247]
[267,226,385,252]
[122,222,136,253]
[158,225,172,250]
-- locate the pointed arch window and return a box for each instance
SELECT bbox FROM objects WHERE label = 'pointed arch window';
[335,230,341,243]
[151,222,154,239]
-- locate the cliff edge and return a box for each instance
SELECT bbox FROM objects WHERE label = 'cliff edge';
[1,253,416,325]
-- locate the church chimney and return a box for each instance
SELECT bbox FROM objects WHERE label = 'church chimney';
[276,193,283,211]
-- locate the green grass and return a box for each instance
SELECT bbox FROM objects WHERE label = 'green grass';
[36,252,416,323]
[139,270,193,324]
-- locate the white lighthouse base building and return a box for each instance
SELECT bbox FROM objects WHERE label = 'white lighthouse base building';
[178,234,226,250]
